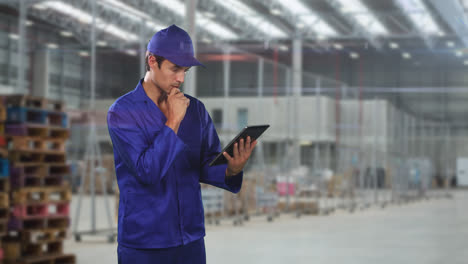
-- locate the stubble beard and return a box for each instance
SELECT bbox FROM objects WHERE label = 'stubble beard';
[151,78,168,105]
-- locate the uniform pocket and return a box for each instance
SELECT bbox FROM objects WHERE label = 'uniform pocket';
[122,193,156,243]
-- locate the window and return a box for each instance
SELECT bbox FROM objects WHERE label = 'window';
[212,108,223,128]
[237,108,248,129]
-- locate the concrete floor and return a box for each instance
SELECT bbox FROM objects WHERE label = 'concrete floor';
[66,190,468,264]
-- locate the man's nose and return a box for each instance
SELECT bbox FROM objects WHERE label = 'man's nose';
[176,72,185,83]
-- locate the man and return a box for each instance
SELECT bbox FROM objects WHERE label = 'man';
[107,24,257,264]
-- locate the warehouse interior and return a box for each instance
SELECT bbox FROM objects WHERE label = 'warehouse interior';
[0,0,467,263]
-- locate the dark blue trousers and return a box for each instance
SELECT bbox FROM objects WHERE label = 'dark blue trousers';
[117,238,206,264]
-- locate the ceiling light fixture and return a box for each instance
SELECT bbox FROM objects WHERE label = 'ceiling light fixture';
[60,31,73,37]
[402,52,411,59]
[47,43,59,49]
[333,43,343,50]
[389,42,399,49]
[350,52,359,59]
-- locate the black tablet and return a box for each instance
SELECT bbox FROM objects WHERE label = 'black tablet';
[209,125,270,167]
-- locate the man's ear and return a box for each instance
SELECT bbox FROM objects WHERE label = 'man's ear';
[148,55,156,70]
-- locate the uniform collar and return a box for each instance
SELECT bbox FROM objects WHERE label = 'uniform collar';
[133,78,150,102]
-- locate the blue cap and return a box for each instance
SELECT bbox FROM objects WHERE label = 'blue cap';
[147,24,204,67]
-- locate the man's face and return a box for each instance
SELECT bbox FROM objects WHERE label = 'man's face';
[151,57,191,95]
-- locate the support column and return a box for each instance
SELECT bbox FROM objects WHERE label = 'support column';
[90,0,97,233]
[31,49,50,98]
[403,113,410,197]
[18,0,27,94]
[140,20,146,78]
[372,99,378,204]
[184,0,198,96]
[292,38,302,168]
[222,47,231,137]
[256,58,265,169]
[313,78,322,171]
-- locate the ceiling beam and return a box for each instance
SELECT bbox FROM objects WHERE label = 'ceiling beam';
[198,0,270,41]
[326,0,383,51]
[428,0,468,47]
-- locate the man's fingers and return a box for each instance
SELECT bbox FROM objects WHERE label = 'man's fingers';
[170,88,180,95]
[248,140,257,157]
[246,137,252,152]
[250,140,258,151]
[239,138,245,157]
[223,152,233,161]
[233,143,240,159]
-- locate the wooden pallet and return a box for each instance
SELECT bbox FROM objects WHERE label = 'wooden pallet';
[8,217,70,231]
[12,187,71,205]
[9,164,67,189]
[5,124,48,138]
[0,207,8,220]
[12,202,69,219]
[43,153,66,164]
[47,128,69,140]
[6,137,66,153]
[7,107,48,125]
[5,95,46,109]
[46,112,67,128]
[6,124,69,139]
[10,174,65,190]
[0,135,6,147]
[10,164,46,178]
[19,253,75,264]
[0,178,10,192]
[0,218,8,237]
[8,151,44,164]
[5,95,65,113]
[47,165,70,176]
[21,228,67,244]
[45,100,64,112]
[9,150,66,165]
[3,239,21,262]
[9,164,66,190]
[0,105,6,122]
[3,239,73,263]
[0,147,7,159]
[0,158,8,177]
[22,241,63,258]
[0,193,9,208]
[42,175,64,188]
[9,164,66,178]
[44,139,65,153]
[45,218,69,230]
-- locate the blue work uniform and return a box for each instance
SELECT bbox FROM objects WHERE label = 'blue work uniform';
[107,79,243,263]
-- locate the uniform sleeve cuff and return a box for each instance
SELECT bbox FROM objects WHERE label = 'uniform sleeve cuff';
[224,168,243,194]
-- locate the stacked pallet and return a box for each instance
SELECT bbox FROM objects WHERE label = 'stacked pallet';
[0,97,9,263]
[223,178,257,216]
[1,95,75,264]
[81,154,115,194]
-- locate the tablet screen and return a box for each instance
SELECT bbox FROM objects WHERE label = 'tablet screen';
[209,125,270,166]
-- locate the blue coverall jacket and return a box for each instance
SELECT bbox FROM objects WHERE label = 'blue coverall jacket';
[107,79,243,249]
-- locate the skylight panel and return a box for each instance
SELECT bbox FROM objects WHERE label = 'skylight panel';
[154,0,239,40]
[395,0,443,35]
[35,1,139,41]
[213,0,287,38]
[152,0,185,16]
[277,0,337,37]
[335,0,388,35]
[198,17,238,40]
